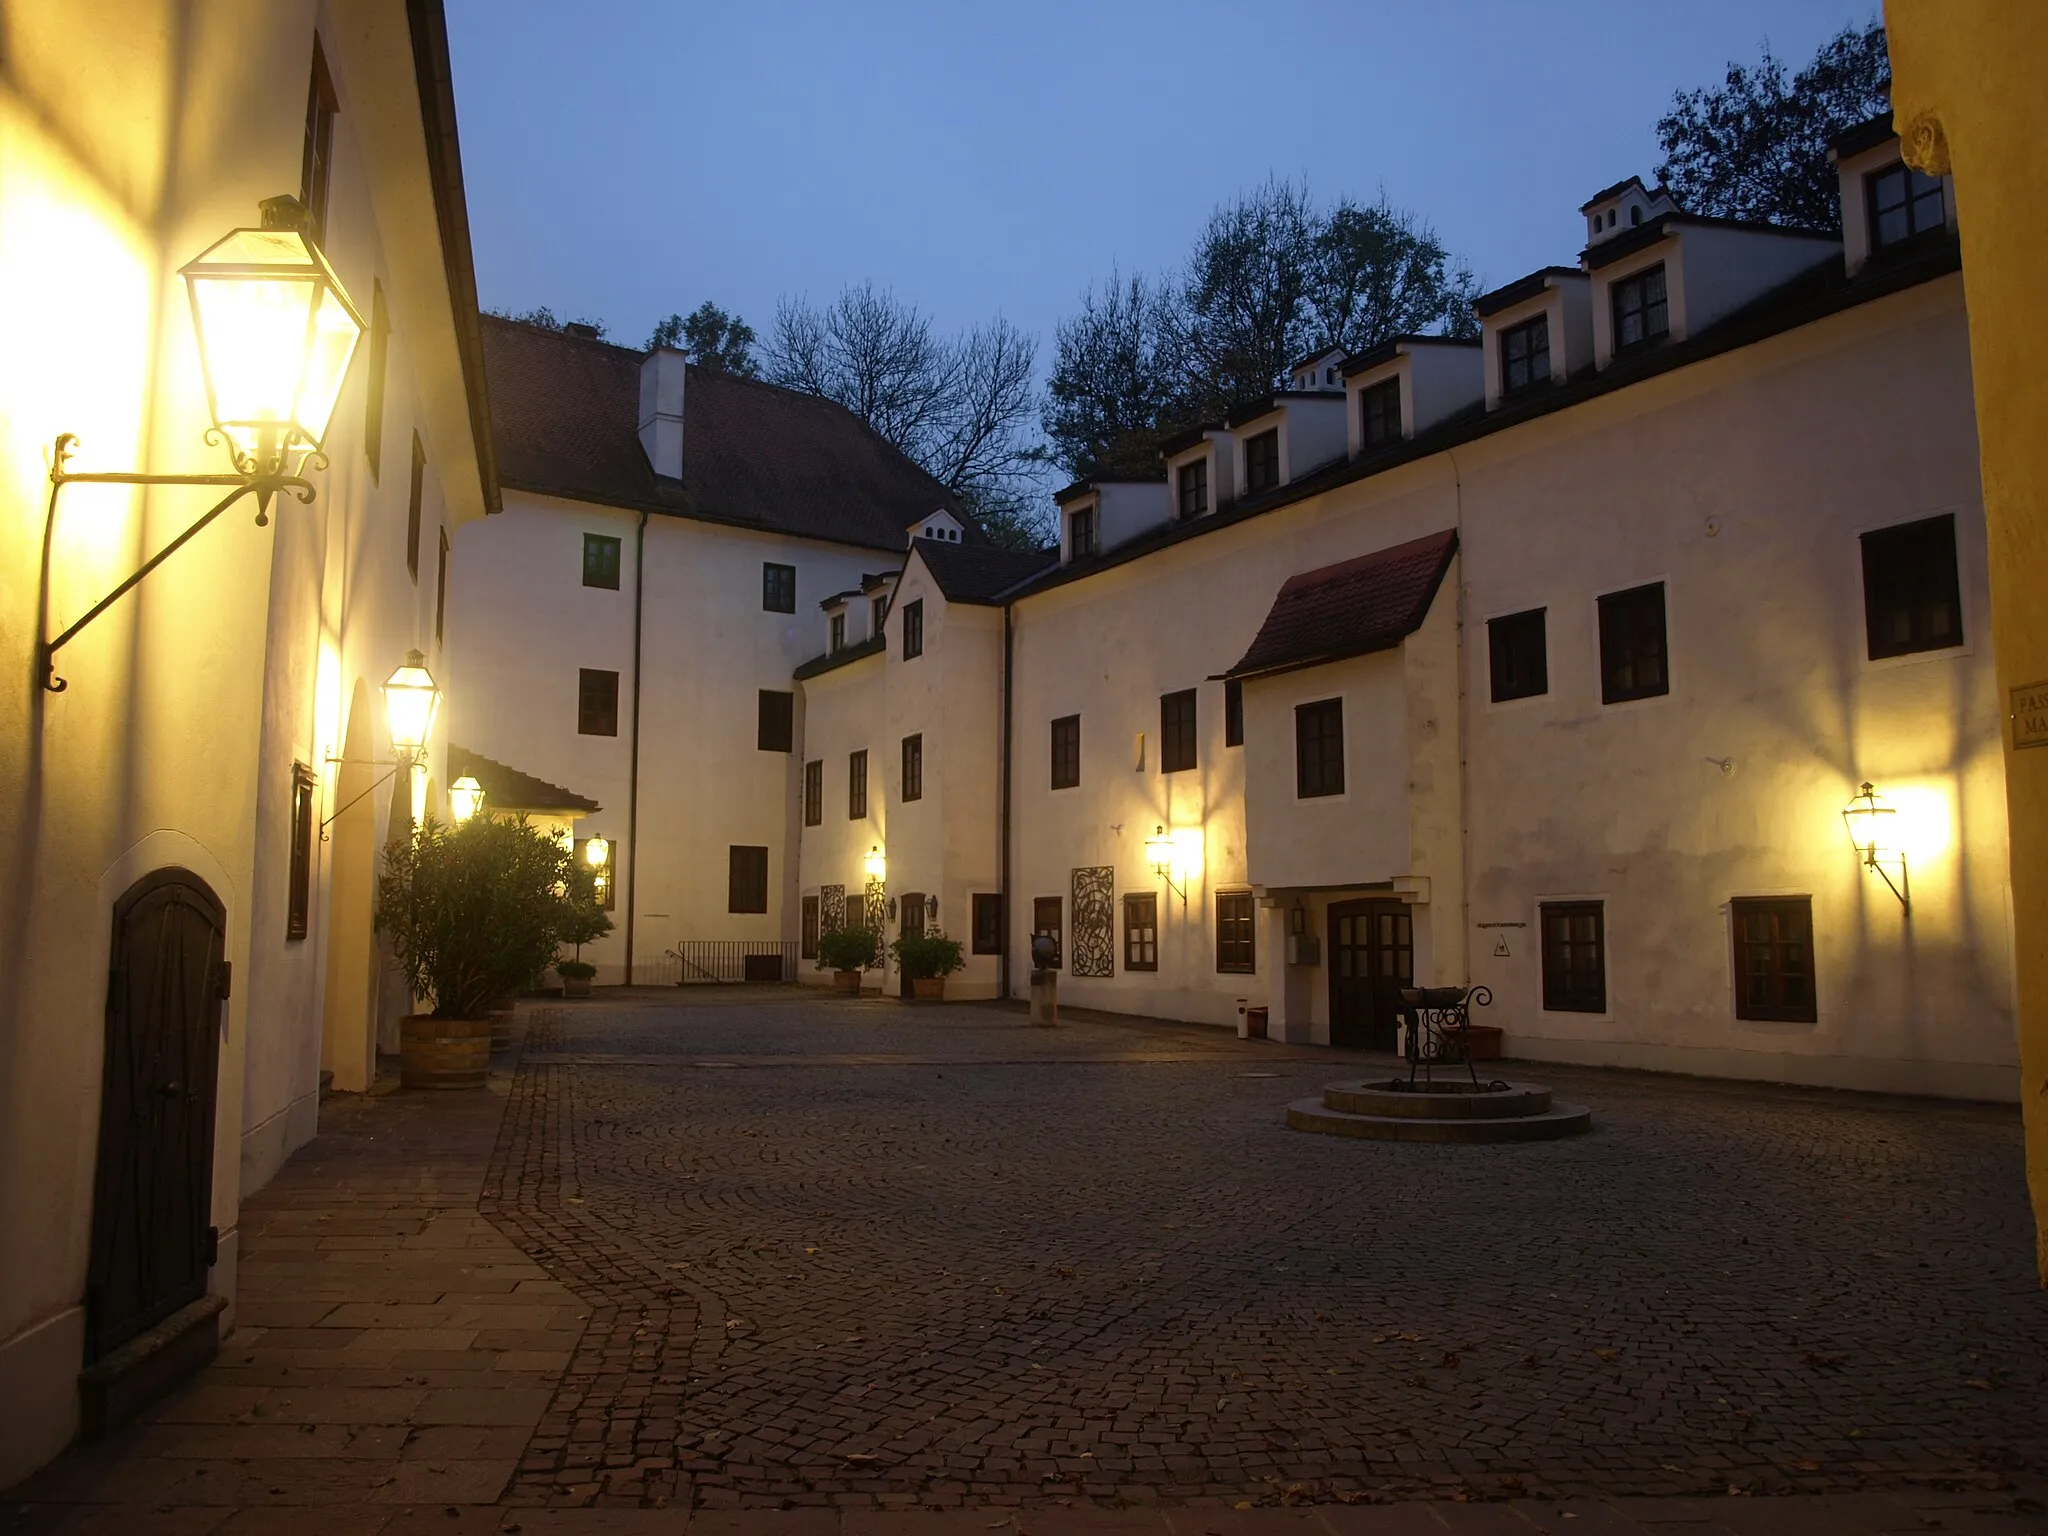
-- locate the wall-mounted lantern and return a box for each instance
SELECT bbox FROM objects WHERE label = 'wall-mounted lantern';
[37,195,364,693]
[448,775,485,825]
[864,844,887,883]
[1843,780,1910,914]
[1146,825,1187,908]
[584,834,611,870]
[381,650,441,762]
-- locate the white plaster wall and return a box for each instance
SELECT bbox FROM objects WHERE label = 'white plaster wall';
[1283,397,1349,481]
[793,651,888,987]
[1405,344,1484,434]
[1679,225,1840,336]
[1097,481,1172,553]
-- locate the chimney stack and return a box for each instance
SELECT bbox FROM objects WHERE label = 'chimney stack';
[638,347,686,480]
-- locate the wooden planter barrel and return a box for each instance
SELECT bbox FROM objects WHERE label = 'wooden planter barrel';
[911,977,946,1002]
[833,970,862,994]
[400,1015,491,1089]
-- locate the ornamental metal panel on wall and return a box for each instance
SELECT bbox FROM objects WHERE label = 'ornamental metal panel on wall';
[821,884,845,933]
[864,877,886,934]
[1070,865,1115,977]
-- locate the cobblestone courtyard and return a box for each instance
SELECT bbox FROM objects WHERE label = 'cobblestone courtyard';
[483,992,2048,1512]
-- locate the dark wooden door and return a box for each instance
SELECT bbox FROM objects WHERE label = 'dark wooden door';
[1328,898,1412,1050]
[87,868,227,1360]
[897,891,923,997]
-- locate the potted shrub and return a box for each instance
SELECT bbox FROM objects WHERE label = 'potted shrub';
[554,867,614,999]
[817,924,880,993]
[889,930,965,1002]
[556,958,597,997]
[376,814,573,1088]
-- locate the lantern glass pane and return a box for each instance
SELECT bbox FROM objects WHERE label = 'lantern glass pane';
[189,271,317,445]
[382,660,440,753]
[297,282,364,444]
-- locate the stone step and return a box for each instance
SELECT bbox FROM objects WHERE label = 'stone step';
[1322,1079,1553,1119]
[1286,1094,1593,1143]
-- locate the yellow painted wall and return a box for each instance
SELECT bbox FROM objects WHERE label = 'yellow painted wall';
[1887,1,2048,1282]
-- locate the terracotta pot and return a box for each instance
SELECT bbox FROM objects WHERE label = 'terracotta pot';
[911,977,946,1002]
[400,1014,491,1089]
[833,969,862,994]
[563,973,592,998]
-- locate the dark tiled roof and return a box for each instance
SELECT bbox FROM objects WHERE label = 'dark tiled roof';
[1224,390,1346,428]
[1157,421,1225,457]
[1053,475,1164,505]
[1290,344,1348,372]
[1339,334,1482,378]
[1579,175,1674,212]
[1226,531,1458,681]
[1474,266,1586,318]
[914,539,1057,605]
[1830,111,1896,161]
[793,633,886,681]
[481,316,967,552]
[1582,212,1837,271]
[447,744,599,814]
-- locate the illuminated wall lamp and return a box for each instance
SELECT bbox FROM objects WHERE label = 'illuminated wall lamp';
[37,195,365,693]
[1146,825,1187,908]
[1842,780,1911,915]
[320,650,443,841]
[448,775,485,825]
[864,845,887,883]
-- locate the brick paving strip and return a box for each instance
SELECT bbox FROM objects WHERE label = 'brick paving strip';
[6,992,2046,1535]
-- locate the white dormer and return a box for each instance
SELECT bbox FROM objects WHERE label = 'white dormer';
[1162,425,1237,522]
[1289,346,1348,392]
[1054,479,1171,564]
[1476,268,1592,410]
[1580,176,1679,248]
[909,508,965,546]
[1830,113,1957,278]
[819,588,869,652]
[1340,336,1484,455]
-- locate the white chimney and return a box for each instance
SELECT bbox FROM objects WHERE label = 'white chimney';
[638,347,686,480]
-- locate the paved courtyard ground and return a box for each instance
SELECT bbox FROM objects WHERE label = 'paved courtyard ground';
[9,989,2047,1534]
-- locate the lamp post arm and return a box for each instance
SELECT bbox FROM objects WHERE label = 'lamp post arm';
[320,763,403,842]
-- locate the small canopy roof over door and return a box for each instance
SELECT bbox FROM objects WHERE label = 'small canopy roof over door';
[1225,530,1458,681]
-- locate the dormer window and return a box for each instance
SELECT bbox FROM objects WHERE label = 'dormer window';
[1359,377,1401,447]
[1176,458,1208,521]
[1244,428,1280,495]
[1070,503,1099,559]
[829,611,846,652]
[1501,314,1551,396]
[1611,264,1668,353]
[1867,162,1945,252]
[872,594,889,633]
[1629,205,1642,226]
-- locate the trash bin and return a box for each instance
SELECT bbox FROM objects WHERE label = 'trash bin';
[1244,1006,1269,1040]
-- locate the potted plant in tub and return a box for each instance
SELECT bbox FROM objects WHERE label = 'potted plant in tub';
[376,814,572,1088]
[890,930,965,1002]
[554,866,613,998]
[816,924,881,993]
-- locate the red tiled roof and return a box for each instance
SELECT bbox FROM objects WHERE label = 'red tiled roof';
[447,745,599,815]
[1226,531,1457,680]
[481,317,968,552]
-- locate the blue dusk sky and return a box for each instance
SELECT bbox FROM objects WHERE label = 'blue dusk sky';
[447,1,1880,358]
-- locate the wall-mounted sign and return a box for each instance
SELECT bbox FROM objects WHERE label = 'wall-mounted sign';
[1492,937,1512,958]
[2014,679,2048,751]
[1474,921,1527,929]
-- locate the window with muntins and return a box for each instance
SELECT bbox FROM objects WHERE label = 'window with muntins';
[801,896,820,959]
[763,562,796,613]
[1215,891,1256,973]
[1862,513,1962,658]
[872,594,889,633]
[1050,714,1080,790]
[901,733,923,801]
[406,431,425,582]
[1611,263,1669,351]
[1295,698,1344,798]
[1541,901,1606,1012]
[578,668,619,736]
[583,533,621,590]
[1244,429,1280,494]
[1224,677,1244,747]
[1160,689,1197,773]
[972,893,1003,955]
[365,281,389,481]
[1360,377,1402,447]
[1868,162,1946,251]
[757,690,793,752]
[1501,314,1550,395]
[848,749,868,819]
[1123,892,1158,972]
[1488,608,1548,701]
[300,36,338,244]
[1598,583,1668,703]
[728,845,769,914]
[829,611,846,652]
[1731,897,1817,1023]
[902,599,923,659]
[1177,458,1208,520]
[1070,505,1098,558]
[803,760,822,826]
[287,763,315,941]
[1032,896,1062,969]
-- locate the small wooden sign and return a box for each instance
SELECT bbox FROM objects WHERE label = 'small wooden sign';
[2014,679,2048,751]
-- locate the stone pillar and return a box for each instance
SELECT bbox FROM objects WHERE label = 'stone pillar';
[1028,969,1057,1027]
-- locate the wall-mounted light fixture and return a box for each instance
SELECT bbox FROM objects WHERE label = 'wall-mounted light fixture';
[448,775,485,825]
[1843,780,1910,915]
[37,196,365,693]
[1146,825,1187,908]
[864,844,887,883]
[320,650,442,841]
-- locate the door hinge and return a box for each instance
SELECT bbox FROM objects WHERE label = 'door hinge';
[215,961,231,1000]
[205,1225,219,1266]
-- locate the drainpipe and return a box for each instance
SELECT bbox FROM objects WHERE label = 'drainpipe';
[1447,449,1471,987]
[998,599,1014,1001]
[624,509,648,984]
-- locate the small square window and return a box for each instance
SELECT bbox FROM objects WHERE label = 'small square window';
[1861,514,1962,659]
[1177,458,1208,520]
[1244,429,1280,494]
[1224,677,1244,748]
[1611,263,1669,352]
[848,749,868,819]
[902,599,924,659]
[1294,698,1344,798]
[901,733,923,802]
[728,845,769,914]
[763,562,796,613]
[582,533,622,590]
[1159,689,1197,774]
[1070,504,1099,558]
[1488,608,1548,702]
[1050,714,1080,790]
[1122,892,1158,972]
[1731,897,1817,1023]
[1501,314,1550,395]
[1359,377,1401,447]
[830,611,846,652]
[972,893,1003,956]
[803,760,822,827]
[1598,583,1668,703]
[1867,162,1946,251]
[1541,901,1605,1012]
[578,668,619,736]
[758,690,793,753]
[1215,891,1257,973]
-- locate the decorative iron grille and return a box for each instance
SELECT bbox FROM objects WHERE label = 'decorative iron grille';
[1070,865,1115,977]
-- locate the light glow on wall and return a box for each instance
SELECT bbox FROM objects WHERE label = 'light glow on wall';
[1883,779,1956,862]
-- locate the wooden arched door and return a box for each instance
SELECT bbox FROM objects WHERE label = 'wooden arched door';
[87,868,228,1360]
